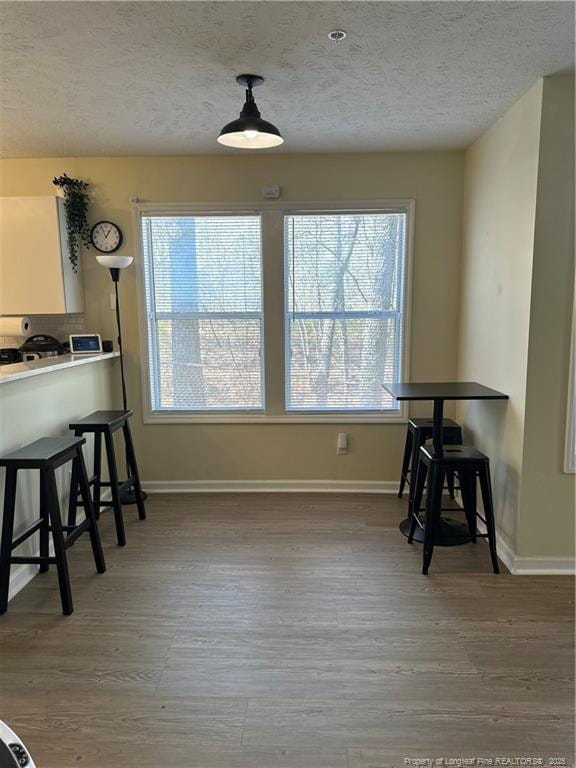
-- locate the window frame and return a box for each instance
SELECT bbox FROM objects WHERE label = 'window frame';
[140,211,265,414]
[283,209,408,414]
[134,200,414,424]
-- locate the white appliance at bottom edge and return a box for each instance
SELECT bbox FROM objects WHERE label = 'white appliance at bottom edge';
[0,721,36,767]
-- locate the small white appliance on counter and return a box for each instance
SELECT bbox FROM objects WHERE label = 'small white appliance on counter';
[0,721,36,767]
[69,333,102,354]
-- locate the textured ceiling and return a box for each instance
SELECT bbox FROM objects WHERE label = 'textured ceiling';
[0,1,573,157]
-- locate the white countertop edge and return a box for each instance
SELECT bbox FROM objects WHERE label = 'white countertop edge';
[0,351,120,384]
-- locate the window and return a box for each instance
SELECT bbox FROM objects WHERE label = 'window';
[137,201,412,421]
[141,214,263,411]
[285,212,407,411]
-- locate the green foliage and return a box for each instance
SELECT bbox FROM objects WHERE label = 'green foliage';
[52,174,90,272]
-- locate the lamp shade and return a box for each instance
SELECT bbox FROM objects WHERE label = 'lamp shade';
[218,75,283,150]
[217,118,284,149]
[96,255,133,269]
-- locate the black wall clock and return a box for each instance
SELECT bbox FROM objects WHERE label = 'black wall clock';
[90,221,123,253]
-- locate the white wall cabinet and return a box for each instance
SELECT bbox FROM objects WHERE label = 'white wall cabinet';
[0,196,84,314]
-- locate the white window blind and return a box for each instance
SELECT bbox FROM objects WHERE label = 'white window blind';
[141,214,264,411]
[284,212,407,411]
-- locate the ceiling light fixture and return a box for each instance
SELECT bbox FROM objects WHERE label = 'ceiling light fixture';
[218,74,284,149]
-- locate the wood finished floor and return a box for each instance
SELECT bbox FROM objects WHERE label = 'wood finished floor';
[0,493,574,768]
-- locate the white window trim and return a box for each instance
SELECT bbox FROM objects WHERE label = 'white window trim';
[134,199,414,424]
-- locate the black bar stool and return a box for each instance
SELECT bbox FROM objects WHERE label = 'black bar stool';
[0,436,106,615]
[68,410,146,547]
[398,417,463,503]
[409,444,499,575]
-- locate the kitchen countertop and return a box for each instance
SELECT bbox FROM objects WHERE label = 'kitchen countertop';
[0,351,120,384]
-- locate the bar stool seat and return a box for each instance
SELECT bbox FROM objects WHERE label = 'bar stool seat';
[0,436,106,615]
[71,410,134,429]
[398,417,463,503]
[408,417,462,432]
[409,443,499,575]
[68,410,145,547]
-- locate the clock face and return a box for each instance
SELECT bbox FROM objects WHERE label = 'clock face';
[90,221,123,253]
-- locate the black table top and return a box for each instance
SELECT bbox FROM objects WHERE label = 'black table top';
[382,381,509,401]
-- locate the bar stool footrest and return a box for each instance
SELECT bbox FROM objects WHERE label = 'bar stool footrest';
[63,519,92,548]
[98,478,136,493]
[10,520,44,550]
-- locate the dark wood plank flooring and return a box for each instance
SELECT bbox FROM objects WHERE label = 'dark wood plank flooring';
[0,493,573,767]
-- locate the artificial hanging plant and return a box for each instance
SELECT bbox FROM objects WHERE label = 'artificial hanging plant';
[52,173,90,272]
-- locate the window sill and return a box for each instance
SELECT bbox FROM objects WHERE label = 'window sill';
[143,410,406,425]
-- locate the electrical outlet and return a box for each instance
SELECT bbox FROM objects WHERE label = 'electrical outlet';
[337,432,348,455]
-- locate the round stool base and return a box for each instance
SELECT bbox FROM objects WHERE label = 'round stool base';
[399,516,472,546]
[121,488,148,505]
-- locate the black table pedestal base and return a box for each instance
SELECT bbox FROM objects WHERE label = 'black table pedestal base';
[399,516,472,546]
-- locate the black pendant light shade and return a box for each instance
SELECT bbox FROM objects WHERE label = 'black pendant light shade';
[218,75,284,149]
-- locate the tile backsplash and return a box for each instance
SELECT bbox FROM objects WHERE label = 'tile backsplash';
[0,313,86,349]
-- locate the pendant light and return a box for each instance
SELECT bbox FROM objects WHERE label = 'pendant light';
[218,74,284,149]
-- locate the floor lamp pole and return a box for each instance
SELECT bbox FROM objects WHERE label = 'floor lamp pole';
[112,272,128,411]
[110,267,147,504]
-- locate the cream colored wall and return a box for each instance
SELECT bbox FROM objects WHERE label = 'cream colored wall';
[0,360,118,596]
[0,152,464,483]
[456,81,543,552]
[519,76,575,557]
[457,75,576,561]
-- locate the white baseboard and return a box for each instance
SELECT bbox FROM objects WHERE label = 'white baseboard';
[455,493,574,575]
[142,479,399,494]
[8,491,112,603]
[486,525,515,574]
[508,555,575,576]
[8,563,41,603]
[476,518,574,574]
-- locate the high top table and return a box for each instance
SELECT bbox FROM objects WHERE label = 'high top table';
[383,381,508,545]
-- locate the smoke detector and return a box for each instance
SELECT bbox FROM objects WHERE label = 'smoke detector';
[328,30,347,43]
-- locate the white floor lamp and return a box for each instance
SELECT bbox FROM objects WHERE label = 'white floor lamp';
[96,254,147,503]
